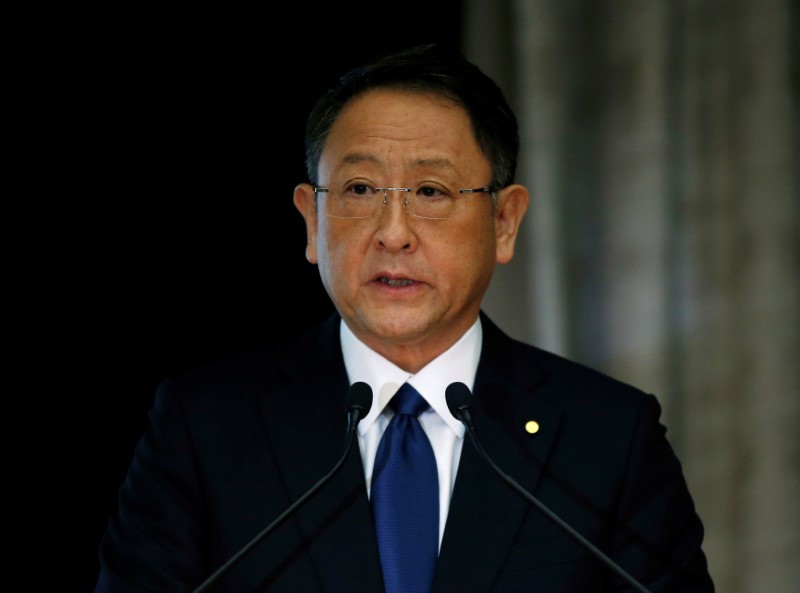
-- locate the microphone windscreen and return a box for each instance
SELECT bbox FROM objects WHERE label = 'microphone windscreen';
[346,381,373,416]
[445,382,473,418]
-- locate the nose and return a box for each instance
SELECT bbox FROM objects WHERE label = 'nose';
[375,188,416,251]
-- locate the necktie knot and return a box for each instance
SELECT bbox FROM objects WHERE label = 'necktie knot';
[391,383,429,417]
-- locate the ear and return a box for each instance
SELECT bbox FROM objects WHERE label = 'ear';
[494,184,530,264]
[293,183,319,264]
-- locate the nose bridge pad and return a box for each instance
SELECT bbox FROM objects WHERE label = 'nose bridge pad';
[380,188,412,215]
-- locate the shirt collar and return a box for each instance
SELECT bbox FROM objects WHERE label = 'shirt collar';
[340,318,482,438]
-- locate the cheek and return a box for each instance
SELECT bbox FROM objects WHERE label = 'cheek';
[446,216,496,256]
[316,225,362,289]
[317,223,351,260]
[429,223,496,278]
[453,222,498,279]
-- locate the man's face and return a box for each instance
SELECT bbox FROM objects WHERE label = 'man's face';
[294,89,527,371]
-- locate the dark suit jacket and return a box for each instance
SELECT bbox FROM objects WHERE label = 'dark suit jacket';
[95,312,714,592]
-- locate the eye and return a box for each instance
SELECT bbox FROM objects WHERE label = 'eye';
[346,183,377,196]
[417,185,449,201]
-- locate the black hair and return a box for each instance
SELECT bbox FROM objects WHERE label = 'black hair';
[304,43,519,190]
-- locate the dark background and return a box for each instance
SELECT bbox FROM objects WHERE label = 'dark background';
[81,4,463,589]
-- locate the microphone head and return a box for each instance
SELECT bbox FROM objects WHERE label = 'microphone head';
[445,382,473,419]
[346,381,373,417]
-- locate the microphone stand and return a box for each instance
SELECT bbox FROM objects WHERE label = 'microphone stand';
[192,383,372,593]
[446,382,651,593]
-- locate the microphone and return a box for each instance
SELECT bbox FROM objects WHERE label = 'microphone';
[445,382,652,593]
[192,382,373,593]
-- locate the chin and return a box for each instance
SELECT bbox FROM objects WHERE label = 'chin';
[359,311,431,342]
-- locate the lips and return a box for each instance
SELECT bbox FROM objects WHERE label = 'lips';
[377,276,415,287]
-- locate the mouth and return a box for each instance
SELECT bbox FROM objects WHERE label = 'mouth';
[377,276,415,288]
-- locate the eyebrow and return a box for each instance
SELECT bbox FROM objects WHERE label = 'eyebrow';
[342,153,380,166]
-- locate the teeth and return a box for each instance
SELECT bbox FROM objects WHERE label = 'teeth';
[380,277,414,287]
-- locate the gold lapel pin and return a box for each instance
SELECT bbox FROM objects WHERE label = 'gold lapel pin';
[525,420,540,434]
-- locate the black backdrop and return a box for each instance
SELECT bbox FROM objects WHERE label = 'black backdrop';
[82,4,463,589]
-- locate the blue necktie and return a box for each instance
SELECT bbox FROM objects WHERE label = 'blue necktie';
[372,383,439,593]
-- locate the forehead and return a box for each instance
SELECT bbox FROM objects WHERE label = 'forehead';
[319,89,490,181]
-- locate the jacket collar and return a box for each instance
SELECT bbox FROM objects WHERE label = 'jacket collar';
[433,312,563,592]
[260,312,563,592]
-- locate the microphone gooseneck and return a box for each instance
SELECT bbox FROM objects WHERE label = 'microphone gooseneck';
[192,382,373,593]
[444,382,652,593]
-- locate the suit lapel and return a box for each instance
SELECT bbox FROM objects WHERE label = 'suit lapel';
[257,313,564,592]
[260,315,385,592]
[433,314,564,592]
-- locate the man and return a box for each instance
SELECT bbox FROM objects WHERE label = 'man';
[95,43,715,592]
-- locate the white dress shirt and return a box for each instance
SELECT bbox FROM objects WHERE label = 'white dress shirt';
[340,317,482,549]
